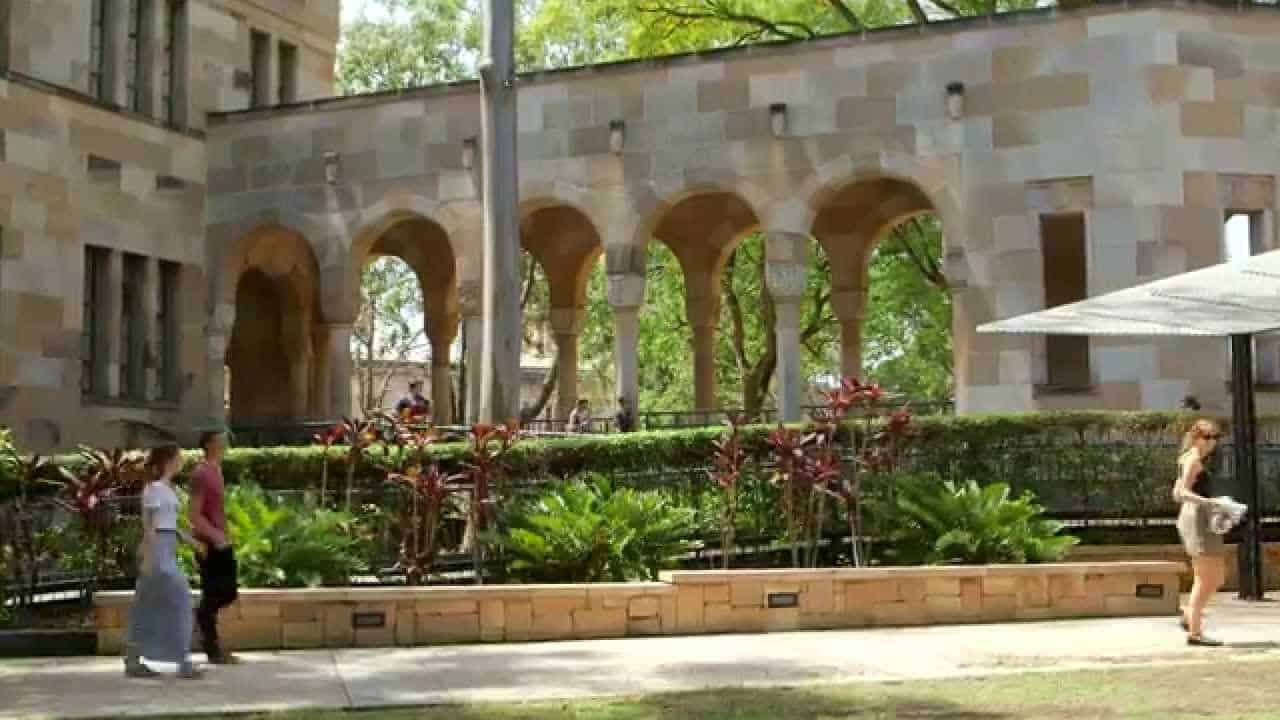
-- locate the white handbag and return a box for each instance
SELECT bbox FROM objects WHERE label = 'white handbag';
[1209,496,1248,535]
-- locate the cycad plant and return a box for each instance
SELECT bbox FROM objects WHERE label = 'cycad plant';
[887,475,1079,566]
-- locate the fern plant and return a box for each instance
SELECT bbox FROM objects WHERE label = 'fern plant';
[886,475,1079,566]
[492,476,697,583]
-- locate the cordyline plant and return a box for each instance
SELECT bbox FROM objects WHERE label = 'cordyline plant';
[0,430,73,614]
[337,417,380,511]
[813,378,915,568]
[382,425,465,585]
[708,415,746,570]
[461,423,518,585]
[60,447,147,598]
[766,424,820,568]
[312,424,344,506]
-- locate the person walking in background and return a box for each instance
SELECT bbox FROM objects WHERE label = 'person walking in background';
[567,399,592,433]
[124,444,201,679]
[396,381,431,422]
[190,430,240,664]
[614,396,636,433]
[1174,419,1227,647]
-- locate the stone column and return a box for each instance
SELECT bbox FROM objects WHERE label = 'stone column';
[206,302,234,422]
[686,294,719,414]
[325,322,355,419]
[104,250,124,398]
[429,320,458,425]
[463,315,484,424]
[550,307,584,420]
[766,232,810,422]
[608,273,645,416]
[832,288,868,380]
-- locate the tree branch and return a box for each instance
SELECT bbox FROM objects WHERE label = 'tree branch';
[905,0,930,24]
[637,0,817,42]
[924,0,965,17]
[893,219,948,291]
[824,0,863,30]
[520,357,559,423]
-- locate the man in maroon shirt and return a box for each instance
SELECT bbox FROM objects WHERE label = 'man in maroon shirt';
[190,430,239,664]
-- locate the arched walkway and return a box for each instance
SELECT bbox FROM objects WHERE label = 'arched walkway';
[224,226,325,424]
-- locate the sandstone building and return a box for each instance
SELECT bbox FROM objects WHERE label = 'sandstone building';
[3,1,1280,451]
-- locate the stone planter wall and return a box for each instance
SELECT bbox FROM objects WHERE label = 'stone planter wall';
[94,562,1183,655]
[1067,543,1280,592]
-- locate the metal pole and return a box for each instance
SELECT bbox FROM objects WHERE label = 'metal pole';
[478,0,521,425]
[1230,334,1265,601]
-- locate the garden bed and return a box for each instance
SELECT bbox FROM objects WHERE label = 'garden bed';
[94,562,1183,654]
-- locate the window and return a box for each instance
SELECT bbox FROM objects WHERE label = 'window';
[126,0,156,113]
[161,0,187,126]
[89,0,108,100]
[121,254,145,400]
[157,261,181,400]
[250,29,271,108]
[82,246,110,396]
[1041,213,1091,389]
[277,40,298,104]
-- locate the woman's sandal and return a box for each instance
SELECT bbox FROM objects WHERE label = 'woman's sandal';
[1187,635,1224,647]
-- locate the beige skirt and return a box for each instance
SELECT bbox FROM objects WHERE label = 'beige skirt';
[1177,502,1227,558]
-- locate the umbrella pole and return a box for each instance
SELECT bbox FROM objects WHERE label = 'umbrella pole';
[1230,334,1265,601]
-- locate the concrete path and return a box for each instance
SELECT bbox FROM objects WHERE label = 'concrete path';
[2,595,1278,719]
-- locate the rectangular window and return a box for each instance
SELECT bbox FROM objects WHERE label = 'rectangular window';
[277,40,298,104]
[89,0,108,99]
[157,261,181,400]
[1041,213,1091,389]
[161,0,187,126]
[82,246,110,396]
[250,29,271,108]
[121,254,145,400]
[126,0,156,114]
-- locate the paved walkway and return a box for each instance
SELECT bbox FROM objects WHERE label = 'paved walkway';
[2,595,1278,719]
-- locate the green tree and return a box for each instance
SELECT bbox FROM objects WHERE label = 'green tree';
[353,258,427,413]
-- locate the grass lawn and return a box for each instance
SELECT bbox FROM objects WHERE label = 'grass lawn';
[179,658,1280,719]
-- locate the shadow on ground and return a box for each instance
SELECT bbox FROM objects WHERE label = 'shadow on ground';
[426,686,1015,720]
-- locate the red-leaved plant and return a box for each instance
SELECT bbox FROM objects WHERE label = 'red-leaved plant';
[312,424,344,506]
[337,417,381,511]
[62,447,146,597]
[382,425,464,585]
[709,415,747,570]
[462,423,518,584]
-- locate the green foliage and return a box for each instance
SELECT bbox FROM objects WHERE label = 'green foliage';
[181,484,370,588]
[884,475,1079,565]
[492,476,697,583]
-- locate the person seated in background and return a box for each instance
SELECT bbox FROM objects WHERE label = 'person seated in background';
[614,396,635,434]
[567,399,592,433]
[396,381,431,422]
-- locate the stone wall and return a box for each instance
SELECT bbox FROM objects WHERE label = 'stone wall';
[1068,542,1280,592]
[94,562,1182,654]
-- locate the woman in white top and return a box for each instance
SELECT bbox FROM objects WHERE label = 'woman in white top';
[124,444,203,678]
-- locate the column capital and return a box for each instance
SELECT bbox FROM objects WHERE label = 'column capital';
[766,262,808,301]
[831,288,869,321]
[458,279,483,318]
[607,273,645,309]
[549,306,585,336]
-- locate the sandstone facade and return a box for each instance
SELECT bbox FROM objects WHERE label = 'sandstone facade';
[4,2,1280,450]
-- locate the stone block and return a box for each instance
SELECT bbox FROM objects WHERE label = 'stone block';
[1048,574,1086,599]
[531,595,587,617]
[98,629,125,655]
[628,616,664,636]
[324,607,354,647]
[676,585,705,633]
[282,604,318,623]
[1181,102,1244,138]
[731,581,764,608]
[394,611,416,647]
[588,589,631,610]
[1085,573,1133,597]
[226,619,280,650]
[504,601,533,642]
[416,599,479,616]
[480,600,505,642]
[628,596,661,620]
[95,607,122,629]
[703,602,736,633]
[416,613,480,645]
[982,576,1020,597]
[572,608,628,639]
[897,579,927,604]
[355,624,397,649]
[924,578,962,598]
[529,611,574,641]
[924,596,969,624]
[803,580,835,615]
[239,602,280,620]
[870,602,929,627]
[703,584,730,605]
[845,580,898,609]
[980,593,1020,621]
[283,621,325,650]
[1019,576,1050,609]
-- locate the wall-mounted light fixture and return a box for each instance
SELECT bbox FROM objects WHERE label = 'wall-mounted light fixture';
[323,151,340,185]
[769,102,788,137]
[609,120,626,155]
[461,137,477,170]
[946,82,966,121]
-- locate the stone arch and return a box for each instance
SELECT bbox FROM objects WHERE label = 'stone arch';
[348,209,462,422]
[802,162,955,386]
[519,198,606,420]
[223,224,326,424]
[634,183,766,413]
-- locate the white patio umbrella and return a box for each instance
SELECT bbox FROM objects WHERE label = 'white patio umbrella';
[978,249,1280,600]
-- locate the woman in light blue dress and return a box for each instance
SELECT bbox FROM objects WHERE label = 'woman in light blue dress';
[124,444,202,679]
